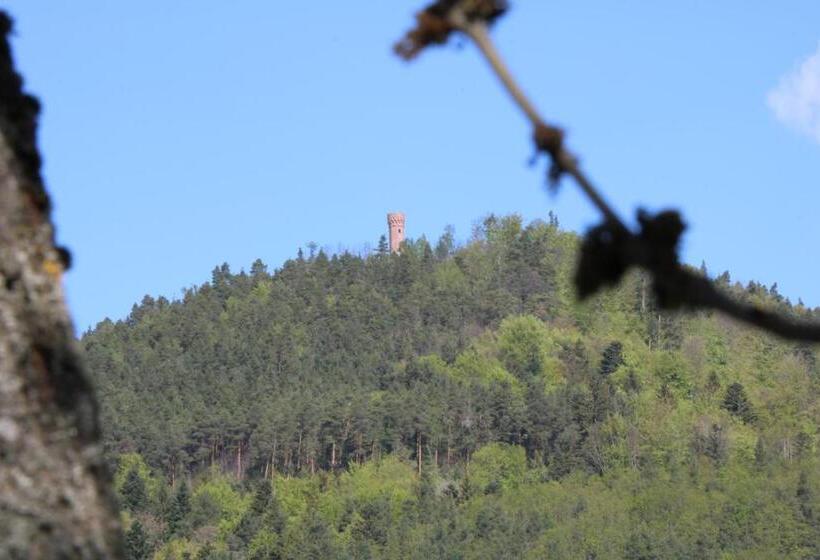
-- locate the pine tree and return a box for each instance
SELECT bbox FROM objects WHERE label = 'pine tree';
[125,520,151,560]
[435,225,455,260]
[234,480,271,546]
[377,235,389,255]
[250,258,268,278]
[286,508,338,558]
[599,341,624,377]
[121,467,147,512]
[797,471,814,521]
[722,382,756,424]
[166,482,191,537]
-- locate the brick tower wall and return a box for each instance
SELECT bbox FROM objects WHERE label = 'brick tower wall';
[387,212,406,253]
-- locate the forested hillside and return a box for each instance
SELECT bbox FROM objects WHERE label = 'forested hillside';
[83,215,820,559]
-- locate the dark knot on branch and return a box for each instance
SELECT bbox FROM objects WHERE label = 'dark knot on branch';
[395,0,508,60]
[575,210,685,302]
[532,122,569,186]
[574,218,634,300]
[575,211,820,342]
[533,122,564,157]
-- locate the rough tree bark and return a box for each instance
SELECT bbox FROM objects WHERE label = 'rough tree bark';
[0,13,123,559]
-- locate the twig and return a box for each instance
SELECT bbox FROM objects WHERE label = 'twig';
[395,0,820,343]
[453,11,623,227]
[450,12,539,125]
[669,268,820,343]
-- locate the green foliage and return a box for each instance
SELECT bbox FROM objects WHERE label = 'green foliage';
[121,467,147,512]
[166,483,191,538]
[280,507,340,559]
[653,351,692,396]
[468,443,527,494]
[115,453,160,509]
[599,341,624,377]
[83,216,820,558]
[450,344,519,389]
[722,382,757,424]
[247,530,278,560]
[190,473,250,538]
[152,537,197,560]
[234,479,279,548]
[124,520,151,560]
[497,315,563,389]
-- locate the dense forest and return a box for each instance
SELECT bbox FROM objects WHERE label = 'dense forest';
[83,215,820,559]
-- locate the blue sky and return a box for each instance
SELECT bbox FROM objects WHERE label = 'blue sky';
[4,1,820,333]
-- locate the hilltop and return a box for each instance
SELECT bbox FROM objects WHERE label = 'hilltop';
[83,215,820,559]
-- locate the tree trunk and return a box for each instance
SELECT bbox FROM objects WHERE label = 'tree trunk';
[296,431,302,471]
[0,14,123,558]
[236,443,242,479]
[416,431,422,475]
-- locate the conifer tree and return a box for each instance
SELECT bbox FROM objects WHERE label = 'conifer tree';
[234,480,271,546]
[722,382,756,424]
[378,235,389,255]
[125,520,150,560]
[250,258,268,278]
[121,467,147,512]
[435,225,455,259]
[166,483,191,537]
[797,471,813,521]
[599,341,624,377]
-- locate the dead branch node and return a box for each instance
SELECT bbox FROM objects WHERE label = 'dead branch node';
[395,0,507,60]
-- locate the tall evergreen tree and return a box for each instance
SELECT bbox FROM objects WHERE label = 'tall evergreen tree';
[250,258,268,278]
[377,235,389,255]
[722,382,756,424]
[121,467,147,512]
[234,480,274,546]
[166,482,191,537]
[599,341,624,377]
[435,225,455,260]
[125,520,151,560]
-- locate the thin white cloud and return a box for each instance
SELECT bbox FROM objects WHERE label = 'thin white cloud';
[767,42,820,144]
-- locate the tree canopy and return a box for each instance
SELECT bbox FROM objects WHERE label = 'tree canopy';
[84,215,820,558]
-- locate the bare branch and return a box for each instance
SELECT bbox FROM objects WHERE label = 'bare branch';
[451,8,623,227]
[666,267,820,343]
[395,1,820,343]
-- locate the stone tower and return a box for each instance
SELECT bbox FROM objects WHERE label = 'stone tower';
[387,212,406,253]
